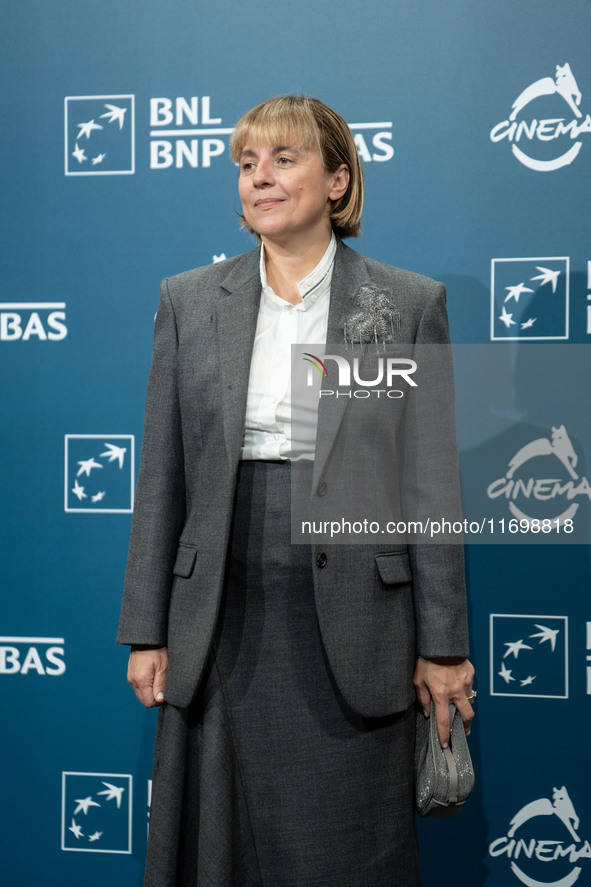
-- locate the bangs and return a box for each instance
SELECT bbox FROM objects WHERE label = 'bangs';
[230,97,321,162]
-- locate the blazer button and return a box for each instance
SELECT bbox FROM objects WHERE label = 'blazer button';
[317,481,328,497]
[316,552,327,568]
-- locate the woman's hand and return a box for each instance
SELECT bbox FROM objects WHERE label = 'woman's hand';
[413,656,475,748]
[127,645,169,707]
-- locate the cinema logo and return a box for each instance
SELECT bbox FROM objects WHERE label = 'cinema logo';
[487,425,591,526]
[489,786,590,887]
[0,301,67,342]
[490,63,591,171]
[303,351,417,399]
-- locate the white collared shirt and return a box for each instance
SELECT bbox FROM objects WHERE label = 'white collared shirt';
[241,233,336,461]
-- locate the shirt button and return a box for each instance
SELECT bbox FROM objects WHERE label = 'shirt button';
[316,552,327,568]
[274,433,280,440]
[317,481,328,497]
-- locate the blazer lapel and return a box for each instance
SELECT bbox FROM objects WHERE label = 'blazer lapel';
[313,242,373,487]
[215,249,262,463]
[325,241,372,344]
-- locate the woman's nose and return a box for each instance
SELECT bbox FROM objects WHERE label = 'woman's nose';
[253,157,274,187]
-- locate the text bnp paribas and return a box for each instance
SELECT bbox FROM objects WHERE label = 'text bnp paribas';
[149,96,394,170]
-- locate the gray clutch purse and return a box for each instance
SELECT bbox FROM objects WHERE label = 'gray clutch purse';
[415,701,475,817]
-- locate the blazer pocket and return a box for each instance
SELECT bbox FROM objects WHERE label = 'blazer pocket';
[374,550,412,586]
[172,542,198,578]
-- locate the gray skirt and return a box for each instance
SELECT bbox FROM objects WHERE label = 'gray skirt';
[145,460,420,887]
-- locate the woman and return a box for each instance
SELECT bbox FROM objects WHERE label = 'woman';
[118,95,475,886]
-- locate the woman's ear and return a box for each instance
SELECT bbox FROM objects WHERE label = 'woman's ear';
[329,164,350,201]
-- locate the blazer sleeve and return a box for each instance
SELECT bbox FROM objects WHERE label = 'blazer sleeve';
[117,279,186,646]
[405,283,470,658]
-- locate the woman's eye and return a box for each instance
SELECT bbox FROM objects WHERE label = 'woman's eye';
[277,156,291,166]
[241,162,255,172]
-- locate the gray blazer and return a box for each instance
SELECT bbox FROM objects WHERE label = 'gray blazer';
[117,240,469,717]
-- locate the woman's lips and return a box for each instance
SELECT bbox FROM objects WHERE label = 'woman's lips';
[254,198,284,209]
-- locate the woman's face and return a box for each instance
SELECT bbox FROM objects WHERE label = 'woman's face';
[237,139,348,246]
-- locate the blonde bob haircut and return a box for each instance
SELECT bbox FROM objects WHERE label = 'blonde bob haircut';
[230,95,364,239]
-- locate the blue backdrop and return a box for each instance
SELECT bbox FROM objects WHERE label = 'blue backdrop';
[2,2,591,885]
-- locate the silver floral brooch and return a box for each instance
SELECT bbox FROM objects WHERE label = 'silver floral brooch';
[343,285,401,346]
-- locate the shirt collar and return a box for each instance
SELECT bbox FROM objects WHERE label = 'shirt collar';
[259,233,337,309]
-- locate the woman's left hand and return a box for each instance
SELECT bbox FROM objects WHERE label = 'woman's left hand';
[413,656,475,748]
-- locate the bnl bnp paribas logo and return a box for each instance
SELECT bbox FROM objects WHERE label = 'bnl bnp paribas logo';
[0,299,67,342]
[0,636,66,676]
[490,614,568,699]
[64,96,135,175]
[65,94,395,175]
[61,773,132,853]
[490,62,590,171]
[489,786,590,887]
[491,257,568,340]
[64,434,134,513]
